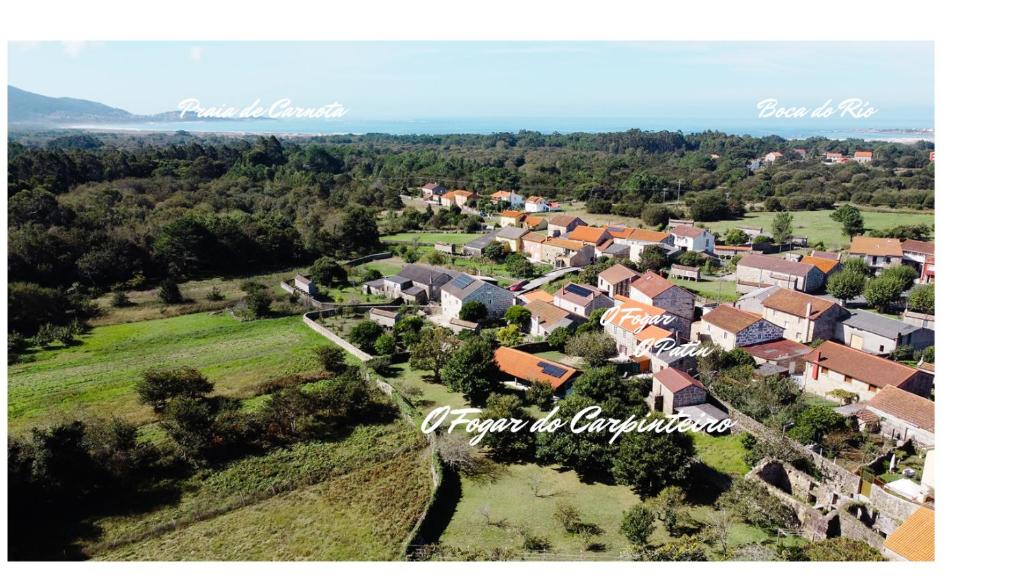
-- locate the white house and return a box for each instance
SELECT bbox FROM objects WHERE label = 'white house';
[670,224,715,254]
[524,196,551,212]
[490,190,524,208]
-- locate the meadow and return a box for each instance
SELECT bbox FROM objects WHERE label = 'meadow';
[380,232,483,245]
[699,209,934,249]
[8,312,324,433]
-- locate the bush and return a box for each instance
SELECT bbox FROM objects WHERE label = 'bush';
[315,345,349,374]
[459,300,488,322]
[111,290,132,307]
[374,332,398,355]
[136,365,214,412]
[547,326,572,350]
[206,286,225,301]
[565,331,617,366]
[241,281,273,319]
[349,320,384,351]
[526,380,554,410]
[158,279,183,304]
[554,502,583,533]
[620,505,656,546]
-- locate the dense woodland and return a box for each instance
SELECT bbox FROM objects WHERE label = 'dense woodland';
[8,129,933,337]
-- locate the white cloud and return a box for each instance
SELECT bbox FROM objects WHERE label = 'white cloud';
[189,46,203,62]
[61,41,97,58]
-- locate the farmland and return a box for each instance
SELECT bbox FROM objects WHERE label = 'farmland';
[699,209,934,249]
[381,232,482,246]
[8,312,324,433]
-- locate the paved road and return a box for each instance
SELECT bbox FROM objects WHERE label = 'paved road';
[516,266,581,294]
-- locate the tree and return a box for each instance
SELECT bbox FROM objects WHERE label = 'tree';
[526,380,554,410]
[802,538,885,561]
[842,257,870,277]
[158,279,184,304]
[884,264,919,291]
[480,393,534,462]
[332,204,381,257]
[565,331,617,367]
[504,252,535,277]
[241,281,272,319]
[547,326,572,350]
[459,300,488,322]
[688,192,730,221]
[570,365,646,407]
[641,204,673,228]
[440,336,500,405]
[722,228,748,246]
[504,305,532,331]
[907,284,934,315]
[394,315,425,348]
[374,332,397,355]
[410,326,460,381]
[349,320,384,351]
[136,366,214,412]
[315,345,349,374]
[637,245,669,272]
[620,505,656,547]
[612,430,696,497]
[826,268,866,304]
[830,205,865,239]
[495,324,522,347]
[308,256,347,288]
[161,396,217,463]
[719,478,799,530]
[863,274,904,312]
[788,405,848,444]
[771,212,794,246]
[482,241,508,263]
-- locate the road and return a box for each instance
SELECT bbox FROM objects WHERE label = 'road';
[515,266,580,294]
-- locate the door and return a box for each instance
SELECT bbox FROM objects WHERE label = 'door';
[851,334,864,351]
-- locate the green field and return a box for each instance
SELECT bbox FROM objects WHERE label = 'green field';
[381,232,482,245]
[700,209,933,250]
[8,312,324,433]
[673,278,741,303]
[90,423,433,560]
[692,432,750,477]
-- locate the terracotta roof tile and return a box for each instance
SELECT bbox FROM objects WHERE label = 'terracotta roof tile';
[884,507,934,561]
[598,263,640,284]
[568,225,609,243]
[867,386,934,432]
[670,224,707,239]
[703,305,765,334]
[901,240,935,255]
[520,289,554,303]
[494,346,577,390]
[525,299,576,328]
[606,296,673,334]
[547,214,586,227]
[543,237,585,251]
[762,289,838,319]
[849,236,903,257]
[627,228,671,243]
[630,271,679,299]
[801,255,840,274]
[654,367,706,393]
[740,339,811,360]
[738,253,817,277]
[802,341,920,389]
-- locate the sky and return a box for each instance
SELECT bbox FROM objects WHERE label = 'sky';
[8,41,933,126]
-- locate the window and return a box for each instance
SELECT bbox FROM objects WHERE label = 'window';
[845,375,852,384]
[879,345,884,352]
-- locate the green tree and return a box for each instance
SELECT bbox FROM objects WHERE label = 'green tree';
[642,204,674,228]
[374,332,397,355]
[315,345,349,374]
[802,538,885,561]
[907,284,934,315]
[637,245,669,272]
[526,380,554,410]
[722,228,749,246]
[863,274,904,312]
[612,430,696,497]
[547,326,573,350]
[771,212,794,246]
[440,336,500,405]
[410,326,460,381]
[884,264,919,291]
[826,268,866,304]
[136,366,214,412]
[842,257,870,277]
[158,279,184,304]
[496,324,522,347]
[482,241,508,262]
[308,256,347,288]
[830,205,865,239]
[348,320,384,351]
[459,300,488,322]
[620,505,656,547]
[565,331,617,367]
[480,393,535,462]
[504,305,532,331]
[504,252,535,277]
[241,281,272,319]
[788,405,848,444]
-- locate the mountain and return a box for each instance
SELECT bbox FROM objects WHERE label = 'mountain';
[8,86,214,126]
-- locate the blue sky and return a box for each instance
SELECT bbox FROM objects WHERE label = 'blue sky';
[8,41,933,125]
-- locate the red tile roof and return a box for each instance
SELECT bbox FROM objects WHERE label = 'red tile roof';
[599,263,640,284]
[626,228,671,243]
[762,289,838,319]
[543,237,586,251]
[884,507,934,562]
[867,386,935,432]
[653,367,706,393]
[630,271,679,299]
[520,289,554,303]
[567,225,609,243]
[901,240,935,255]
[670,224,707,239]
[740,339,811,361]
[802,341,921,389]
[607,296,672,334]
[801,255,840,274]
[494,346,577,390]
[703,305,764,334]
[738,253,816,278]
[849,236,903,257]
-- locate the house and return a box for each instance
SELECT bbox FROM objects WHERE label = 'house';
[824,152,845,164]
[700,305,783,350]
[929,151,935,163]
[525,299,580,337]
[518,289,554,305]
[668,218,695,229]
[629,271,696,337]
[495,227,529,253]
[760,288,845,343]
[734,285,781,315]
[494,346,577,393]
[522,214,548,230]
[440,273,515,320]
[598,263,641,298]
[363,264,454,304]
[540,237,595,267]
[763,151,784,163]
[836,309,934,356]
[421,182,447,201]
[884,507,934,562]
[567,225,612,246]
[740,339,812,375]
[524,196,551,212]
[498,210,526,228]
[294,273,317,296]
[441,189,477,208]
[603,296,684,357]
[668,264,701,281]
[739,226,765,241]
[553,283,614,317]
[714,245,753,258]
[793,148,808,160]
[368,307,401,328]
[546,214,587,237]
[596,240,631,259]
[621,228,673,261]
[801,341,933,401]
[848,236,904,274]
[864,386,935,446]
[811,250,841,260]
[490,190,524,208]
[670,224,715,254]
[852,150,873,164]
[461,229,501,257]
[901,239,935,272]
[649,367,708,414]
[735,253,825,293]
[521,231,548,261]
[919,256,935,284]
[800,254,841,278]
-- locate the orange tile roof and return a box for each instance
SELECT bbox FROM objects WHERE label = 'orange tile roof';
[547,214,586,227]
[762,289,838,319]
[450,189,477,198]
[568,225,609,244]
[703,305,764,334]
[849,236,903,257]
[606,226,636,239]
[494,346,577,390]
[854,150,873,159]
[630,271,679,299]
[607,295,672,334]
[801,255,840,274]
[598,263,640,284]
[627,228,671,243]
[491,190,516,200]
[522,231,548,244]
[524,215,547,227]
[802,341,920,389]
[525,299,575,328]
[636,325,672,342]
[543,237,586,251]
[526,196,546,203]
[654,367,706,393]
[499,209,524,218]
[715,244,753,252]
[884,507,934,561]
[441,191,457,200]
[867,386,934,432]
[520,289,554,303]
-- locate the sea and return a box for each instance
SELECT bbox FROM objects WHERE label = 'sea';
[64,116,934,142]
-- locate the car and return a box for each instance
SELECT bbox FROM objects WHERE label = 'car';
[508,280,527,291]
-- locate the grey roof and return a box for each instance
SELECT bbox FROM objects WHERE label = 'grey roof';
[842,309,923,339]
[402,285,426,295]
[755,363,789,377]
[736,285,780,303]
[464,230,500,251]
[443,273,515,302]
[497,227,529,240]
[398,264,454,287]
[385,275,411,286]
[676,403,730,424]
[600,242,630,256]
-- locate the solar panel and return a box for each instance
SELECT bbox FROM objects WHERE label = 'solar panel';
[564,283,592,298]
[451,275,474,289]
[537,361,568,378]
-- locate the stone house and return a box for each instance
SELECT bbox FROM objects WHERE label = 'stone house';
[835,309,934,356]
[735,253,825,293]
[440,273,515,320]
[628,271,695,338]
[864,385,935,447]
[294,273,317,296]
[552,283,614,317]
[848,236,904,275]
[700,305,783,350]
[420,182,447,202]
[368,307,401,328]
[670,224,715,254]
[801,341,933,401]
[669,264,700,281]
[546,214,587,237]
[525,299,580,337]
[740,338,812,375]
[540,237,595,267]
[760,289,845,343]
[521,232,548,261]
[522,214,548,230]
[597,263,640,298]
[622,228,674,261]
[649,367,708,414]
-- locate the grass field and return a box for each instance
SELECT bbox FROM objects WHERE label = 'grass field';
[700,210,933,250]
[381,232,482,245]
[672,278,741,303]
[90,423,433,560]
[8,312,324,433]
[692,432,750,477]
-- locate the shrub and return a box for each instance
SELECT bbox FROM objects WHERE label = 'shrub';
[459,301,488,322]
[136,366,214,412]
[315,345,349,374]
[349,320,384,351]
[620,505,656,546]
[206,286,225,301]
[374,332,398,355]
[158,279,183,304]
[554,502,583,533]
[111,290,132,307]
